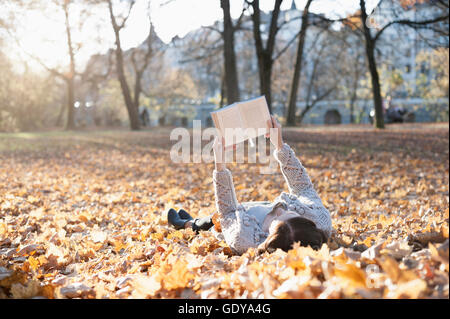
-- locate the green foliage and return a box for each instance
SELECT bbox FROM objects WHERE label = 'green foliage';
[97,79,129,126]
[415,48,449,99]
[379,65,405,98]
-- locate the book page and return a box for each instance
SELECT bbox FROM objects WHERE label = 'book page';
[238,96,271,139]
[211,104,244,147]
[215,104,242,131]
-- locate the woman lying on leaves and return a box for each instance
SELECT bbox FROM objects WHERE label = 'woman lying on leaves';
[167,116,332,255]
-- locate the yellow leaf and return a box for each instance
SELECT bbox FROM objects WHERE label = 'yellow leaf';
[0,221,7,236]
[78,214,90,223]
[334,263,367,288]
[340,191,350,198]
[167,230,183,240]
[113,240,128,253]
[151,233,164,241]
[28,256,40,272]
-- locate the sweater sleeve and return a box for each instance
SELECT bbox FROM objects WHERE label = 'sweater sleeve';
[274,143,315,198]
[213,168,239,218]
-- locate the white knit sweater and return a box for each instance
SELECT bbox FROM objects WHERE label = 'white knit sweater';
[213,143,332,255]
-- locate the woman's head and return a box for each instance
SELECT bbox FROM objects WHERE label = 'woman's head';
[258,216,327,254]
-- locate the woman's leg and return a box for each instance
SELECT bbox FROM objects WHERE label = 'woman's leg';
[179,209,214,232]
[190,215,214,232]
[167,208,214,232]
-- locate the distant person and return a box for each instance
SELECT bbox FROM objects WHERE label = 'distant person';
[139,106,150,127]
[386,98,405,123]
[166,116,332,255]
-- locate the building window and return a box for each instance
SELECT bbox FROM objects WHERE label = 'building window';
[420,63,426,74]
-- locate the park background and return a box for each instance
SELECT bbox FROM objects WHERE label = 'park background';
[0,0,448,299]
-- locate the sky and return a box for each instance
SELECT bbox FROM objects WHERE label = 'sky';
[2,0,380,71]
[151,0,381,43]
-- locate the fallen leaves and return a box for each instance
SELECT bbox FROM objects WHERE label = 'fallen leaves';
[59,282,95,299]
[0,125,448,299]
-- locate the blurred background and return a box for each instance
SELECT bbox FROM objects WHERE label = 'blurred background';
[0,0,448,132]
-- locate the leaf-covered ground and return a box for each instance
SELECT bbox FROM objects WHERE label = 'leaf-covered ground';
[0,123,448,299]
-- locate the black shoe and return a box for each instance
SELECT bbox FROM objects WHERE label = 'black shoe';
[167,208,188,230]
[178,209,193,221]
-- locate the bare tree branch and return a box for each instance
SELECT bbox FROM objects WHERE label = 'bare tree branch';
[118,0,136,30]
[374,14,450,42]
[272,29,301,62]
[204,25,223,35]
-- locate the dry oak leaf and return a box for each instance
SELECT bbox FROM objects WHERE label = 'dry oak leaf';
[429,240,449,265]
[60,283,95,299]
[163,258,195,290]
[272,275,312,298]
[131,275,162,298]
[17,244,43,257]
[333,263,367,288]
[377,256,418,284]
[380,240,413,260]
[385,279,427,299]
[10,280,42,299]
[361,241,386,261]
[408,231,447,246]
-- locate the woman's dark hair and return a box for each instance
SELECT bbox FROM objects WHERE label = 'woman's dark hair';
[259,217,327,253]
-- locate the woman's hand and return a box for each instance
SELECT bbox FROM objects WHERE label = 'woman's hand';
[266,115,283,151]
[213,136,226,171]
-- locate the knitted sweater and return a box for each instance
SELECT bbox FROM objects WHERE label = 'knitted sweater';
[213,143,332,255]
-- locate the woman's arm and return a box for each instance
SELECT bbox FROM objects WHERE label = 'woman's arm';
[267,116,315,197]
[212,138,260,254]
[275,144,315,197]
[212,137,239,216]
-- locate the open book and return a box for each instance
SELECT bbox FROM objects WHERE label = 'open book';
[210,96,271,147]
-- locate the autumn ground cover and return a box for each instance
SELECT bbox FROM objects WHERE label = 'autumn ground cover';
[0,123,448,299]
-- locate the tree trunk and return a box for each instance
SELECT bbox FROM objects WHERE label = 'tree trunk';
[260,57,272,110]
[349,92,356,124]
[108,0,140,130]
[55,98,65,127]
[360,0,384,129]
[249,0,283,113]
[134,71,142,114]
[286,0,313,126]
[63,1,76,130]
[130,24,155,120]
[115,47,140,130]
[66,78,76,130]
[349,62,360,124]
[220,69,226,107]
[221,0,240,104]
[365,42,384,128]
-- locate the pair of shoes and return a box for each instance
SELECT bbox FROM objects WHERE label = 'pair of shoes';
[167,208,213,233]
[167,208,189,230]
